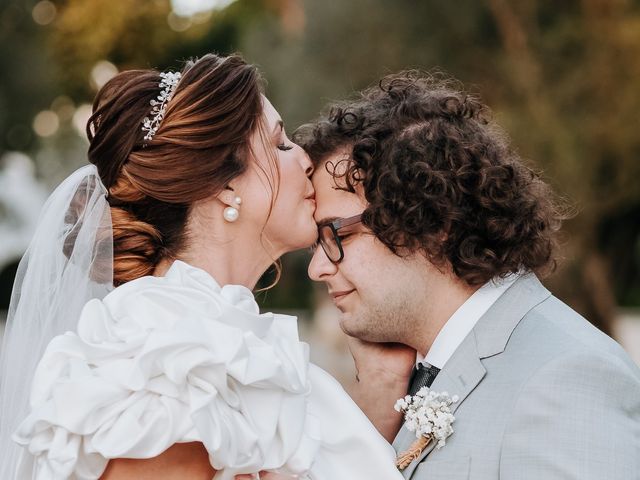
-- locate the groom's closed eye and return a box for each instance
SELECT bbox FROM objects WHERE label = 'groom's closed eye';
[316,216,340,225]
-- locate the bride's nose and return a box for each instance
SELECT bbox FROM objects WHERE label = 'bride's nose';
[298,147,314,178]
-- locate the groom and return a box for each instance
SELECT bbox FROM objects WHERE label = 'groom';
[295,72,640,479]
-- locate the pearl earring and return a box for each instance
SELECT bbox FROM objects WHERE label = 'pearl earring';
[223,206,239,222]
[223,195,242,222]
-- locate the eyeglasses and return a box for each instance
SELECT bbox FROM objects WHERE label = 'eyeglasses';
[316,213,363,263]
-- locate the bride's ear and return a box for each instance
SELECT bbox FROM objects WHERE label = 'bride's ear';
[216,188,243,223]
[216,188,240,207]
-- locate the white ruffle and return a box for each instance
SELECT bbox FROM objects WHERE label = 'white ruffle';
[13,261,320,480]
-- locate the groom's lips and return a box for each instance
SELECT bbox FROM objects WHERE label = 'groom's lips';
[329,289,355,303]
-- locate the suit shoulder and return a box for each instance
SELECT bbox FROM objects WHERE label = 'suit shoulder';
[511,295,638,375]
[525,344,640,391]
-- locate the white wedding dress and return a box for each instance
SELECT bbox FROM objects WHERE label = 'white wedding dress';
[12,260,403,480]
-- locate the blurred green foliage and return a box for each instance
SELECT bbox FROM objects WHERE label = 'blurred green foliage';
[1,0,639,333]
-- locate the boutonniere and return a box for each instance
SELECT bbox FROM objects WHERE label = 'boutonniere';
[394,388,459,470]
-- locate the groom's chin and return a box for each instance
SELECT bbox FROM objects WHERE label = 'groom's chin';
[337,314,356,336]
[338,314,366,340]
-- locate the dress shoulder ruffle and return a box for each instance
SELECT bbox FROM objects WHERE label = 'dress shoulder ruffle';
[13,261,321,480]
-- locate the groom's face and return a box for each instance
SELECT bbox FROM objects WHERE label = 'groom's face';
[308,151,428,343]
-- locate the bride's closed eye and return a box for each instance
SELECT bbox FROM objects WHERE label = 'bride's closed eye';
[277,143,293,151]
[277,131,294,151]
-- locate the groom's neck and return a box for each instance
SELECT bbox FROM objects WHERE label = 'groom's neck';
[409,270,478,357]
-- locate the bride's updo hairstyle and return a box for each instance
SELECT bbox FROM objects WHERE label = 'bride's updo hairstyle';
[86,54,263,286]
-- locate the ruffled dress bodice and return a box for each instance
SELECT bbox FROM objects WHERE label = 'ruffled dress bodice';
[13,261,402,480]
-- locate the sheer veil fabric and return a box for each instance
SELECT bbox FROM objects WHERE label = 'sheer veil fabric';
[0,165,114,479]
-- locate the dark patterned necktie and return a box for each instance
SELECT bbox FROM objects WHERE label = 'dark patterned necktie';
[408,363,441,396]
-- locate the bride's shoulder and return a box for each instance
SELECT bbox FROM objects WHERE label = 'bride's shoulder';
[76,260,233,333]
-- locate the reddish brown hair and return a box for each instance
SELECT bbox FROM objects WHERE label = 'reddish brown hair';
[87,53,263,286]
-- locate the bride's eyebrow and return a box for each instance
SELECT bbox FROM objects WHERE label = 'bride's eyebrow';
[271,119,284,139]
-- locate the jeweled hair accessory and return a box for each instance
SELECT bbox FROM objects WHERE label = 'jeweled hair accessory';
[141,71,182,142]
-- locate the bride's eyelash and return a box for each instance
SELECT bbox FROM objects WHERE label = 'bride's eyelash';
[278,143,293,151]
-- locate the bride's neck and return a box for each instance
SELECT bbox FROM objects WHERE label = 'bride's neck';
[152,198,283,289]
[154,235,276,290]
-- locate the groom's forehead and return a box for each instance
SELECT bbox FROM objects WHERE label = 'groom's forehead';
[312,157,367,223]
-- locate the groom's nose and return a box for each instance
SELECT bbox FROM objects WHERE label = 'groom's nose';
[308,244,338,281]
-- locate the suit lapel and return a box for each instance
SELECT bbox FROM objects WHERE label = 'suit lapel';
[473,274,551,360]
[392,274,552,478]
[396,333,486,478]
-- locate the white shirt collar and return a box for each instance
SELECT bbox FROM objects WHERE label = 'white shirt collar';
[417,274,519,369]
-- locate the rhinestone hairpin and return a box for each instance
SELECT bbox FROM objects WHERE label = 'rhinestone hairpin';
[141,71,182,142]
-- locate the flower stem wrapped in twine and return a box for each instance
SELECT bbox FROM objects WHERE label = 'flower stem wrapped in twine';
[396,436,431,470]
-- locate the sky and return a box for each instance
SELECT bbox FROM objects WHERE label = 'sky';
[170,0,237,16]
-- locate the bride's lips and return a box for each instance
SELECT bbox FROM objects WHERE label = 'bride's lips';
[305,192,316,207]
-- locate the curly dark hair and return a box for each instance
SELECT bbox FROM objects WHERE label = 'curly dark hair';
[294,71,565,286]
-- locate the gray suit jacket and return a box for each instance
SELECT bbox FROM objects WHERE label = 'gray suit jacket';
[392,274,640,479]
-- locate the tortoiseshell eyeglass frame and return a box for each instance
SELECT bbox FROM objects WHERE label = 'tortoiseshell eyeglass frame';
[316,213,363,264]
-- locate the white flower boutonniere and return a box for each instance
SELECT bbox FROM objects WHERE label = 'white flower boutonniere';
[394,387,459,470]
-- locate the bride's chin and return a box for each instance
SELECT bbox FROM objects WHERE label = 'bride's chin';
[284,225,319,253]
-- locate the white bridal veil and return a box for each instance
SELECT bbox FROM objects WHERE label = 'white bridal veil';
[0,164,114,478]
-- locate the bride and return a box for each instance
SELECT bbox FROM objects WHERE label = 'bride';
[0,53,407,479]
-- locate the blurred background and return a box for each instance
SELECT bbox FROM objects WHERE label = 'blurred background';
[1,0,639,385]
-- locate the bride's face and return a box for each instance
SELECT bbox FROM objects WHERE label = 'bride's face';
[233,96,317,256]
